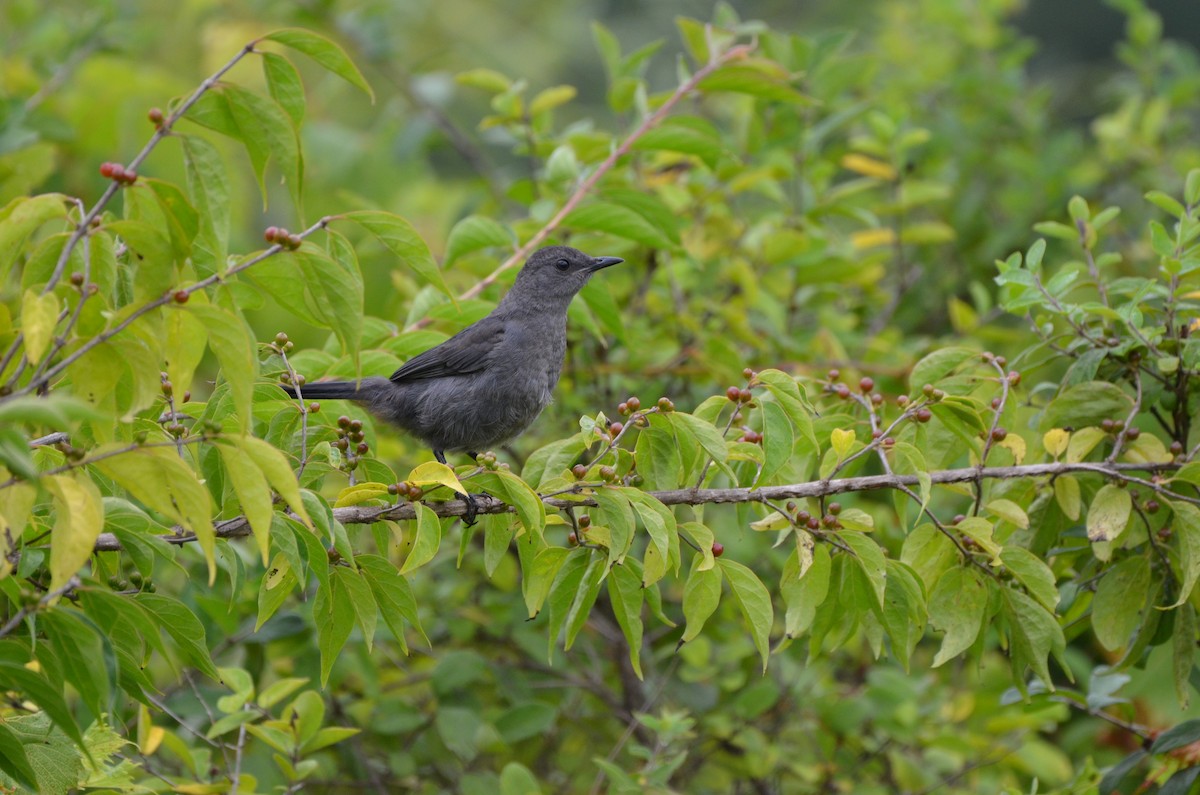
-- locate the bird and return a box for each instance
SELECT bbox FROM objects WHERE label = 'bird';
[281,245,624,522]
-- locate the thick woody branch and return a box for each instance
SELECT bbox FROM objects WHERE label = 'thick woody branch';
[91,460,1180,552]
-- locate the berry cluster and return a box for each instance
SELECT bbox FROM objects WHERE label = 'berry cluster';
[334,415,368,472]
[108,572,155,592]
[386,482,425,501]
[474,451,505,471]
[1099,418,1140,440]
[270,331,295,355]
[264,226,303,250]
[98,162,137,185]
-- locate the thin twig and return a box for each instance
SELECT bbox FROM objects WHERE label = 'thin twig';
[407,39,757,330]
[1106,367,1142,464]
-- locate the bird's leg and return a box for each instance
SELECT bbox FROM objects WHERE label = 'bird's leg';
[433,449,479,526]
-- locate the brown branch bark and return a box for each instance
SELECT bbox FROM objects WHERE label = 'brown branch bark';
[91,459,1180,552]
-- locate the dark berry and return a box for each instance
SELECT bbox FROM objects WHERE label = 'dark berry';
[953,514,966,524]
[742,368,755,380]
[727,387,742,402]
[599,465,616,481]
[387,483,399,495]
[806,517,820,530]
[626,396,641,412]
[578,514,591,529]
[922,383,934,396]
[571,464,588,479]
[356,442,369,455]
[618,402,629,415]
[896,395,909,406]
[1146,500,1160,514]
[1170,441,1184,455]
[149,107,165,125]
[915,408,932,423]
[1100,419,1114,432]
[349,419,363,432]
[828,369,840,381]
[835,384,851,400]
[738,389,752,403]
[69,272,84,287]
[609,421,623,437]
[711,542,725,557]
[1125,427,1140,440]
[828,502,841,515]
[859,377,874,393]
[567,533,578,546]
[991,428,1007,442]
[172,290,189,304]
[99,162,118,178]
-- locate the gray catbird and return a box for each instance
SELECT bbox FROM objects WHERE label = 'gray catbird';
[282,245,623,518]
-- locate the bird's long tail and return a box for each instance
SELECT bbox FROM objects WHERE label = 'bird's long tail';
[280,381,362,400]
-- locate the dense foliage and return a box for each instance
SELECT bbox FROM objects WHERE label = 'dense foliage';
[0,1,1199,792]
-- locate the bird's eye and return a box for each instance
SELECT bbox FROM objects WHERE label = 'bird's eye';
[554,258,570,272]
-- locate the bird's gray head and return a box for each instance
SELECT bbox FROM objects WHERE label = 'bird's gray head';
[501,246,623,311]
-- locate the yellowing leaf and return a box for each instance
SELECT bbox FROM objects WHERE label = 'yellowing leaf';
[1054,475,1081,520]
[997,433,1026,464]
[851,228,896,249]
[406,461,466,497]
[749,513,791,532]
[230,435,312,528]
[841,153,897,180]
[45,474,103,592]
[985,499,1029,530]
[1087,484,1131,543]
[955,517,1002,565]
[335,482,392,507]
[217,443,273,564]
[830,428,856,461]
[20,289,59,365]
[1121,434,1173,464]
[1067,426,1108,463]
[1043,429,1069,458]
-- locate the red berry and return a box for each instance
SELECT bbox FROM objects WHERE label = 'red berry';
[571,464,588,479]
[627,396,641,411]
[1126,427,1140,440]
[567,533,578,546]
[599,465,616,481]
[265,226,280,243]
[738,389,752,404]
[742,368,755,379]
[726,387,742,402]
[148,107,165,125]
[618,402,629,415]
[896,395,909,406]
[915,408,932,423]
[711,542,725,557]
[828,369,840,381]
[172,290,189,304]
[120,169,137,184]
[356,442,369,455]
[1146,500,1160,514]
[991,428,1007,442]
[609,421,623,437]
[806,517,820,530]
[835,384,851,399]
[99,162,117,178]
[859,377,874,393]
[828,502,842,515]
[578,514,591,529]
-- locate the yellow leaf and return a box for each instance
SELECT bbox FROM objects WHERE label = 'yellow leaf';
[850,228,896,249]
[217,444,274,565]
[407,461,466,496]
[796,529,815,577]
[1087,484,1131,543]
[1121,434,1173,464]
[264,552,291,590]
[997,433,1026,464]
[1043,429,1069,458]
[841,153,897,180]
[20,289,59,365]
[335,482,392,508]
[45,474,103,592]
[1067,427,1108,463]
[830,428,856,461]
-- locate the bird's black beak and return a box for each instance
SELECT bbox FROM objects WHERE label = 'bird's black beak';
[589,256,624,273]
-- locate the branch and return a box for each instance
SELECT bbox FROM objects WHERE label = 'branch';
[90,460,1182,552]
[407,39,757,330]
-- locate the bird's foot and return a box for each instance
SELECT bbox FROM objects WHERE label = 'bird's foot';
[462,492,481,526]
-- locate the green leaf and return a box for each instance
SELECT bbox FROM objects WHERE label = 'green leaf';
[0,722,37,792]
[523,547,568,619]
[332,567,377,652]
[1054,475,1082,520]
[697,62,810,103]
[231,434,312,526]
[181,135,230,275]
[1168,502,1200,608]
[563,202,676,249]
[755,369,817,450]
[444,215,514,266]
[315,573,356,687]
[781,542,831,638]
[1000,547,1059,612]
[1093,556,1150,651]
[909,347,977,389]
[680,555,722,644]
[0,193,70,284]
[358,553,429,650]
[216,443,274,564]
[500,761,543,795]
[562,553,605,651]
[184,303,257,432]
[756,399,794,486]
[1087,484,1131,543]
[470,470,545,541]
[986,499,1029,530]
[262,51,306,125]
[1040,382,1133,431]
[135,593,220,680]
[840,530,886,611]
[624,489,676,586]
[1151,719,1200,754]
[929,567,987,666]
[630,116,725,167]
[901,523,958,590]
[91,444,217,582]
[343,211,449,296]
[1002,587,1065,691]
[223,84,303,209]
[0,662,85,754]
[264,28,374,99]
[399,503,442,574]
[530,85,577,115]
[39,609,115,719]
[719,558,774,672]
[881,560,927,671]
[607,563,645,679]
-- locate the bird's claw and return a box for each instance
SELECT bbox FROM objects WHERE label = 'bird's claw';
[462,492,481,526]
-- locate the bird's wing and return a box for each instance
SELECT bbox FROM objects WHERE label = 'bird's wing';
[389,316,506,383]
